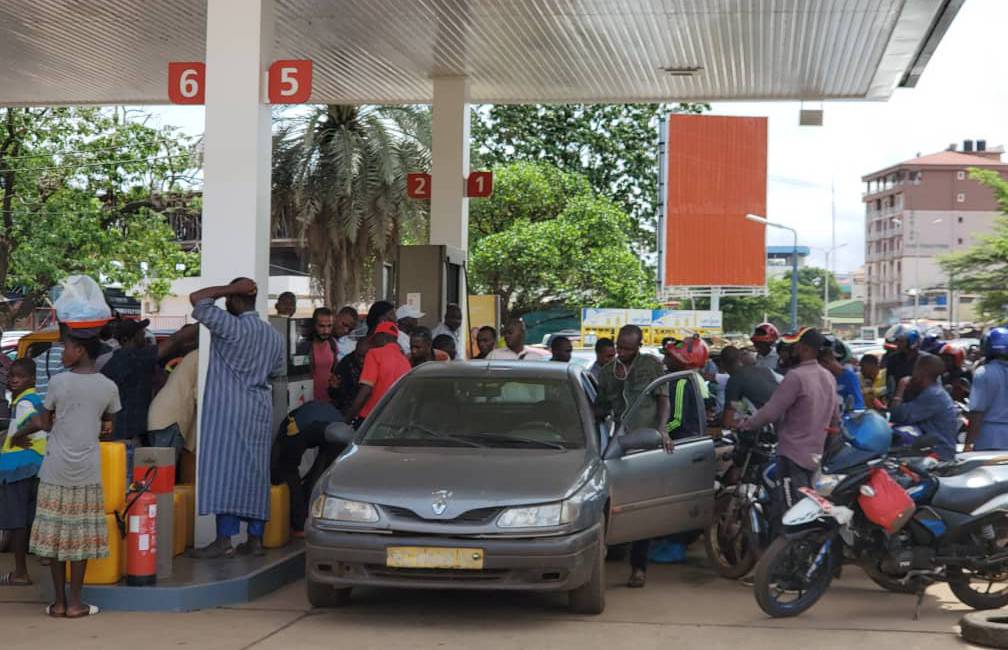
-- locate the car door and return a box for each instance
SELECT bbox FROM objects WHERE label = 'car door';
[605,371,716,545]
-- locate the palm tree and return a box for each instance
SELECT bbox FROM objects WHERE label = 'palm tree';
[272,105,429,307]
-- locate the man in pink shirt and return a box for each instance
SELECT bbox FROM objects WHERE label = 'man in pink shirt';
[741,328,838,530]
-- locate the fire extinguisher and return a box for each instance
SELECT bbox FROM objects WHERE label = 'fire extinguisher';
[117,466,158,586]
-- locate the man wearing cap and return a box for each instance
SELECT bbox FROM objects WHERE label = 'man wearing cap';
[100,319,197,445]
[396,305,423,355]
[740,328,838,533]
[344,322,412,425]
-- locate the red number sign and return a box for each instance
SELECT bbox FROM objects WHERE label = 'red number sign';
[466,171,493,197]
[268,60,312,104]
[168,62,205,105]
[407,173,431,199]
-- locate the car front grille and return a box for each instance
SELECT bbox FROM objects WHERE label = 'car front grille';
[364,565,508,582]
[381,505,504,525]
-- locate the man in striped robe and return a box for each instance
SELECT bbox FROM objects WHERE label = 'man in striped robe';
[189,278,284,558]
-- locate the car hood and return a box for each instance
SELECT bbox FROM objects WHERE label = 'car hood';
[320,445,597,519]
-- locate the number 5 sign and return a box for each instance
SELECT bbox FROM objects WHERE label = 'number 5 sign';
[269,60,312,103]
[168,62,205,105]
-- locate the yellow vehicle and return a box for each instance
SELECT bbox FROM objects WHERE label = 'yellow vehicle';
[16,328,60,359]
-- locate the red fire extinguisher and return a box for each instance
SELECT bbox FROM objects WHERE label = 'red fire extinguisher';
[118,467,158,586]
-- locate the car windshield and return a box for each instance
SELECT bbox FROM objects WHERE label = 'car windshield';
[361,376,586,449]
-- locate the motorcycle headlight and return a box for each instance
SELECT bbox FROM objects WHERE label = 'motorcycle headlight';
[311,495,379,523]
[813,473,846,497]
[497,503,566,528]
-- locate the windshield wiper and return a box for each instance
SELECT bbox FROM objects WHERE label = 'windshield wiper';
[385,422,487,448]
[471,433,568,450]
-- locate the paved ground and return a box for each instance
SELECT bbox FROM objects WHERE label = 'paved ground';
[0,549,990,649]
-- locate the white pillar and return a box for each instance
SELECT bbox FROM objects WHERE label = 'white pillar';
[429,77,470,251]
[193,0,274,546]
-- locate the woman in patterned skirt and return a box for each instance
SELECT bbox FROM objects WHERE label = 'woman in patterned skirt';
[29,329,121,618]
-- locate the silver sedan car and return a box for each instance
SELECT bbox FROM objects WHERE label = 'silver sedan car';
[306,361,715,614]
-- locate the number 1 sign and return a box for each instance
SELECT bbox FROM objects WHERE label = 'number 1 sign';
[168,62,205,105]
[466,171,493,197]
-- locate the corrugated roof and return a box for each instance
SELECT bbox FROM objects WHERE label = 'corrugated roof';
[0,0,963,105]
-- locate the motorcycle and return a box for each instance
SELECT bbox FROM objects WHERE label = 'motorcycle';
[753,436,1008,618]
[704,426,777,578]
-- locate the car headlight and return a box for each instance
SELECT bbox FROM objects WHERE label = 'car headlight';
[497,503,567,528]
[497,475,603,529]
[813,473,846,497]
[311,495,379,523]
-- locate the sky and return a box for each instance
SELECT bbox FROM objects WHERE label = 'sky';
[141,0,1008,275]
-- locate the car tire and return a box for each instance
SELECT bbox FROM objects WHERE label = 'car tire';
[306,579,352,608]
[569,529,606,615]
[960,611,1008,648]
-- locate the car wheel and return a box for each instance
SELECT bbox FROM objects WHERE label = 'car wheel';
[569,528,605,615]
[960,611,1008,648]
[306,579,352,608]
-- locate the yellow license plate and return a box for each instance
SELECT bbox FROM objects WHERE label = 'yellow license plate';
[386,546,484,570]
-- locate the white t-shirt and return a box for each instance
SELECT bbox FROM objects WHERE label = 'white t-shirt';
[336,335,357,362]
[486,347,547,361]
[398,331,411,355]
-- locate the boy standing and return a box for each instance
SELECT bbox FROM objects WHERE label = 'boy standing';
[0,359,46,586]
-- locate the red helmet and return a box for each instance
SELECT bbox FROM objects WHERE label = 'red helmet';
[939,343,965,368]
[751,322,780,344]
[663,335,709,369]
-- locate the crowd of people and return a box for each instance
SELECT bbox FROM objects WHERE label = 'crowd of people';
[3,276,1007,615]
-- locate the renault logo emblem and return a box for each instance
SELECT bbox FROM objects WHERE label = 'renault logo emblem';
[431,490,452,515]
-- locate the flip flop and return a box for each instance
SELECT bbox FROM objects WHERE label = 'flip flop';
[44,603,65,618]
[65,604,100,619]
[0,572,33,586]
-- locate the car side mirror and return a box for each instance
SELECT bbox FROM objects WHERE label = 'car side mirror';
[603,427,663,460]
[324,422,355,446]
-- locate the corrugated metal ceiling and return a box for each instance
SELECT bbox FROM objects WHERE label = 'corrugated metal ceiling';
[0,0,957,105]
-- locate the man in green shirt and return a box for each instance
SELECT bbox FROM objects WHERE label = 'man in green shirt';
[595,324,671,588]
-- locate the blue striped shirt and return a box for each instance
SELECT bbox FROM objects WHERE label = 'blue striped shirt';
[194,300,284,520]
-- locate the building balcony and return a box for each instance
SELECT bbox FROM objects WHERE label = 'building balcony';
[171,213,299,249]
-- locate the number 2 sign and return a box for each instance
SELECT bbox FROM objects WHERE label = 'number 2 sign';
[407,173,431,199]
[268,60,312,104]
[168,62,205,105]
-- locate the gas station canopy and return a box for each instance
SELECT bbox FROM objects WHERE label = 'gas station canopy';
[0,0,961,106]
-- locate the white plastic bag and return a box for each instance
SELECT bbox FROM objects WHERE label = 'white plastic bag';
[54,274,111,326]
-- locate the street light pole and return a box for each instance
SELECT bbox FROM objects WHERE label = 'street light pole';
[821,242,848,331]
[746,214,799,331]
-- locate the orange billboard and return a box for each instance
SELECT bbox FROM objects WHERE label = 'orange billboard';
[659,114,767,288]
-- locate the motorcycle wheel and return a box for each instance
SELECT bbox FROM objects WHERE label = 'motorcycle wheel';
[860,561,924,595]
[754,530,835,618]
[948,566,1008,610]
[704,493,760,579]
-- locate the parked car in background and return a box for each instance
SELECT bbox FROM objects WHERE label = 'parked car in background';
[306,361,716,614]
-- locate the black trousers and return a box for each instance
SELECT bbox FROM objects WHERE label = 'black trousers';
[771,455,815,537]
[270,422,345,531]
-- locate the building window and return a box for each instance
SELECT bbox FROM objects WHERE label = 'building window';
[912,171,922,185]
[956,193,966,203]
[958,238,964,245]
[957,170,966,180]
[958,216,964,223]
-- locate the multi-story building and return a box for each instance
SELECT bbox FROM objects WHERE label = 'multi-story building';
[862,140,1008,326]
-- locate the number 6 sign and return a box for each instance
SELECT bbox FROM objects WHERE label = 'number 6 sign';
[168,62,205,105]
[269,60,312,104]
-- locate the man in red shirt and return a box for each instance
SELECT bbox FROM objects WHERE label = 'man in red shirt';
[343,322,411,424]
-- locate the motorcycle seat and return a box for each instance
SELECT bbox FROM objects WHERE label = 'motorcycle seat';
[932,465,1008,514]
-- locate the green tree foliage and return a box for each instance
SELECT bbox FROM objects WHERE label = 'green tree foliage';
[272,105,429,306]
[468,163,652,318]
[940,168,1008,321]
[0,107,199,326]
[471,103,708,254]
[719,267,840,333]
